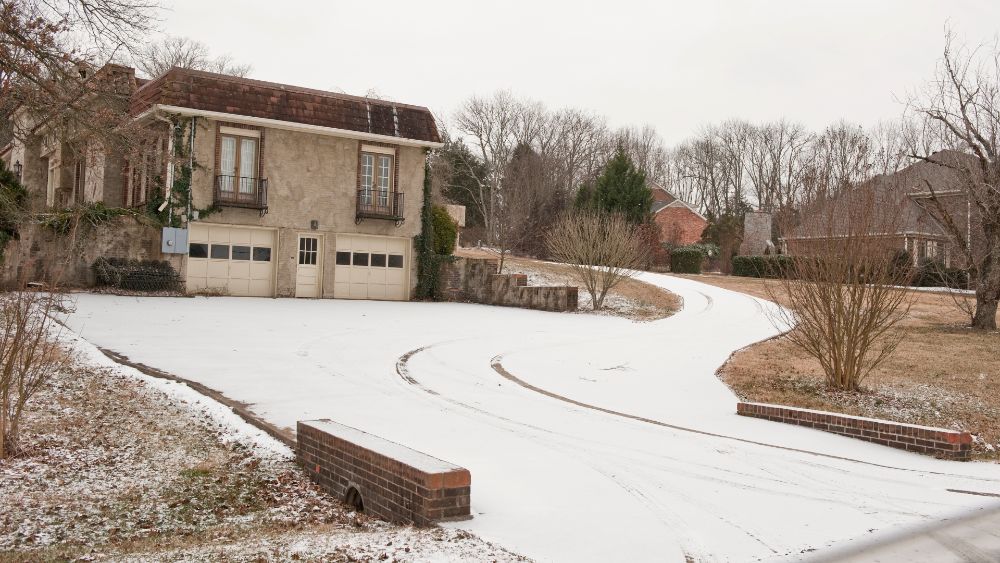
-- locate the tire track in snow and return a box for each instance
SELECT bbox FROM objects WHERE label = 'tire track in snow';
[487,354,1000,483]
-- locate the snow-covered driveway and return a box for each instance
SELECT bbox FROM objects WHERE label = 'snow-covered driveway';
[64,274,1000,562]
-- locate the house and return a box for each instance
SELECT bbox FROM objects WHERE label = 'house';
[649,182,708,248]
[3,65,443,299]
[782,152,982,269]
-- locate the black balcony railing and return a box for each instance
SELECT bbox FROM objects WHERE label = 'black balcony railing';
[356,189,404,225]
[215,175,268,213]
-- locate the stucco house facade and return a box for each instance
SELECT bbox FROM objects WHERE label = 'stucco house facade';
[3,66,442,300]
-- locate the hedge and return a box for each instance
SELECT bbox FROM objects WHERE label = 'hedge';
[431,206,458,255]
[914,259,969,289]
[92,257,181,292]
[670,247,703,274]
[732,255,795,278]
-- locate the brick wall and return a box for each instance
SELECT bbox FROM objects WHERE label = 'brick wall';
[297,420,471,525]
[737,402,972,460]
[441,257,578,312]
[655,205,707,247]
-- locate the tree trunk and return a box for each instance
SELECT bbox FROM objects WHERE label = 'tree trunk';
[973,250,999,330]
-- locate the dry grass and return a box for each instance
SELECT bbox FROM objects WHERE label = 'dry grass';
[0,351,524,561]
[674,273,1000,460]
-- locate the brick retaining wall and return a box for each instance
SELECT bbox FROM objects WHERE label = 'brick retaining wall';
[737,402,972,460]
[297,420,471,525]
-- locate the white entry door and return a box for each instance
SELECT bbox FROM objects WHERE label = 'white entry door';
[295,235,322,298]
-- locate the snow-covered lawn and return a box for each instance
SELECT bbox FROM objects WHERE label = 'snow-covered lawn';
[62,273,1000,562]
[1,332,520,561]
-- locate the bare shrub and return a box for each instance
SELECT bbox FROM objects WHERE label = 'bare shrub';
[545,212,650,310]
[773,185,915,391]
[0,290,69,458]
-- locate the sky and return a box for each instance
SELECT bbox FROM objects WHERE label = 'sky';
[157,0,1000,145]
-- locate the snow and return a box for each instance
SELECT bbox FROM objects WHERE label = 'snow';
[61,274,1000,563]
[61,330,293,461]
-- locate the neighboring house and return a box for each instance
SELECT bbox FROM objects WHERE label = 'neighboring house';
[782,151,982,269]
[4,65,442,300]
[649,182,708,247]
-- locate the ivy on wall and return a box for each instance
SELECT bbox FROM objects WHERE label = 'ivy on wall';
[414,158,453,300]
[147,114,219,228]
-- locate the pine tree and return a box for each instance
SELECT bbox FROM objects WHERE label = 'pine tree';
[589,147,652,224]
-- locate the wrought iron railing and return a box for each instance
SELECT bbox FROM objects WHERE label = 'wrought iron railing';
[215,175,268,211]
[356,189,404,224]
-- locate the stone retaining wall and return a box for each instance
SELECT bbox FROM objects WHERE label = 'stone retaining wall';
[442,257,578,312]
[297,420,471,525]
[737,402,972,460]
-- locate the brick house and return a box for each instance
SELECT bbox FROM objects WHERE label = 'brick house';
[649,182,708,248]
[782,152,983,269]
[3,65,442,299]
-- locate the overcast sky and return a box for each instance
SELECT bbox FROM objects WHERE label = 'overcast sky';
[158,0,1000,145]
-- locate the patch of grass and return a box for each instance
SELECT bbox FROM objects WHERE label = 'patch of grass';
[681,273,1000,460]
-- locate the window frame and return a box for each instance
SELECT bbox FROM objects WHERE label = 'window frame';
[358,145,397,211]
[218,133,259,193]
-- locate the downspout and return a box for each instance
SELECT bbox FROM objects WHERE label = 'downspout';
[154,113,177,222]
[188,116,196,221]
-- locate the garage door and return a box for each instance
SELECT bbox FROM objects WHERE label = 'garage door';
[333,235,408,300]
[186,224,276,297]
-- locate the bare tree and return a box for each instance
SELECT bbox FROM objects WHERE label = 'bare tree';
[132,36,251,79]
[906,30,1000,330]
[0,289,69,458]
[2,0,158,158]
[545,212,650,310]
[773,180,914,390]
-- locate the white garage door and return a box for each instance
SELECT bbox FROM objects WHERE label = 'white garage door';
[186,224,276,297]
[333,235,408,300]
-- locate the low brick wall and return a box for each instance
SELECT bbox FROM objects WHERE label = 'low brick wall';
[442,257,578,312]
[737,402,972,460]
[297,420,471,525]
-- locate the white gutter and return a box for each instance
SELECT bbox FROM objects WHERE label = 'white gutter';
[138,104,443,149]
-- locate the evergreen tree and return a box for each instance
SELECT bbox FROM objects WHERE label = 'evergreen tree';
[586,147,652,224]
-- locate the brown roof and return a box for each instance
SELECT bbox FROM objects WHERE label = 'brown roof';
[131,67,440,144]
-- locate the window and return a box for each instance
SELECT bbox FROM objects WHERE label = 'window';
[353,252,369,266]
[210,244,230,259]
[336,251,351,265]
[299,237,318,265]
[371,253,387,267]
[360,154,374,205]
[360,150,393,208]
[189,243,208,258]
[232,246,251,260]
[252,247,272,262]
[388,254,404,268]
[219,133,259,193]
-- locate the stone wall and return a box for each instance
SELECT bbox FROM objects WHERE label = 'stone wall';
[442,257,578,312]
[297,420,471,525]
[1,216,174,287]
[737,402,972,460]
[739,211,773,256]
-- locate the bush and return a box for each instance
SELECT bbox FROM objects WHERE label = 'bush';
[93,257,181,292]
[431,206,457,255]
[732,255,795,278]
[670,247,703,274]
[914,258,969,289]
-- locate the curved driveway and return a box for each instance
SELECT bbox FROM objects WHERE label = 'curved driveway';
[64,273,1000,562]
